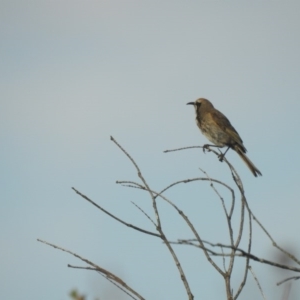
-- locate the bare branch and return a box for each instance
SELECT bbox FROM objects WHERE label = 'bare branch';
[164,144,241,190]
[37,239,145,300]
[248,266,267,300]
[234,205,252,300]
[173,240,300,273]
[164,145,204,153]
[120,181,225,277]
[199,167,234,247]
[39,139,300,300]
[131,201,156,226]
[251,211,300,265]
[111,137,194,299]
[111,136,162,230]
[68,265,139,300]
[277,276,300,286]
[72,187,160,238]
[164,144,300,298]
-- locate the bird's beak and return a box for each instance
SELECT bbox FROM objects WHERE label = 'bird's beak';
[186,102,195,105]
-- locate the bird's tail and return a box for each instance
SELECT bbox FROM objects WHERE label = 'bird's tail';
[235,148,262,177]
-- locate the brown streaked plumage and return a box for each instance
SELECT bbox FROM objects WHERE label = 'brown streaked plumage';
[187,98,262,177]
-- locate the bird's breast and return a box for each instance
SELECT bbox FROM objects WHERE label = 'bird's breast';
[196,116,227,147]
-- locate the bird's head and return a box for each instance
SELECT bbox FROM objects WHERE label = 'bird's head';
[187,98,213,110]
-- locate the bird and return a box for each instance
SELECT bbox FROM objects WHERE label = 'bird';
[187,98,262,177]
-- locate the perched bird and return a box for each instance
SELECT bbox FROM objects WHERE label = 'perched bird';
[187,98,262,177]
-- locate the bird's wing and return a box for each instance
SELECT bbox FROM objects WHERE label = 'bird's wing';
[210,110,244,146]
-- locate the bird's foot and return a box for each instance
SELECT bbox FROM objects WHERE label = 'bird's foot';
[202,144,211,153]
[218,153,225,162]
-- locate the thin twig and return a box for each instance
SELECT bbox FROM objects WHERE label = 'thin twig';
[131,201,156,226]
[111,136,161,229]
[251,211,300,265]
[234,202,252,300]
[37,239,145,300]
[120,181,225,276]
[248,266,266,300]
[277,276,300,286]
[164,144,242,192]
[164,145,204,153]
[111,137,194,300]
[72,187,160,238]
[199,167,234,247]
[68,265,139,300]
[173,240,300,273]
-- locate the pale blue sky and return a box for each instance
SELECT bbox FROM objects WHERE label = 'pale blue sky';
[1,1,300,299]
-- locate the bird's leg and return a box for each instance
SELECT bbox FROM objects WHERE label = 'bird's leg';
[202,144,219,153]
[218,146,230,161]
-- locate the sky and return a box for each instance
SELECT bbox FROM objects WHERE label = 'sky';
[1,1,300,299]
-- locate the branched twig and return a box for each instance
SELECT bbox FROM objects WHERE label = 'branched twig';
[72,187,160,238]
[251,211,300,265]
[69,265,139,300]
[199,167,234,247]
[111,136,161,229]
[37,239,145,300]
[234,204,251,300]
[165,145,251,299]
[39,139,300,300]
[172,239,300,273]
[164,144,242,191]
[119,181,225,276]
[111,137,194,300]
